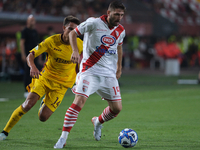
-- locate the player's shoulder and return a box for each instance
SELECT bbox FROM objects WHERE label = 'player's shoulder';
[116,24,126,37]
[45,34,61,42]
[49,34,60,39]
[86,17,97,22]
[84,17,99,25]
[41,34,62,48]
[117,24,125,31]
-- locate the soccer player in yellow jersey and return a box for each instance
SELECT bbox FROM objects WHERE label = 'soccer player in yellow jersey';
[0,15,83,141]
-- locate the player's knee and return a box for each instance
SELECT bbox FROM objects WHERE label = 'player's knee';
[22,100,36,111]
[38,109,51,122]
[109,101,122,114]
[119,105,122,112]
[22,93,38,111]
[116,105,122,113]
[38,104,53,122]
[39,114,48,122]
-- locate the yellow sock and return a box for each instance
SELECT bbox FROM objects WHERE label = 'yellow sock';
[3,105,26,133]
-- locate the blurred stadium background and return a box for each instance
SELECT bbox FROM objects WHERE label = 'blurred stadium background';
[0,0,200,80]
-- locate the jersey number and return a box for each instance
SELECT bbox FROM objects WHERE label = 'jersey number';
[51,97,60,109]
[113,86,120,95]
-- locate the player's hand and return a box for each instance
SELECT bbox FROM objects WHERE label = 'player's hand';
[116,69,122,79]
[30,66,41,79]
[71,51,80,63]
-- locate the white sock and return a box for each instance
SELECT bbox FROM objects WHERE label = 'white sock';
[60,131,69,140]
[96,117,101,126]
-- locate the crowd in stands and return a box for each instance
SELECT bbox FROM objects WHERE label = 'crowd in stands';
[0,0,119,20]
[1,0,200,77]
[1,0,200,24]
[141,0,200,25]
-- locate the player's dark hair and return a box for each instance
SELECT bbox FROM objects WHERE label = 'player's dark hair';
[63,15,80,26]
[108,0,126,12]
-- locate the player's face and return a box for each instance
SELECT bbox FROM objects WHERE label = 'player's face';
[63,22,78,44]
[107,8,124,27]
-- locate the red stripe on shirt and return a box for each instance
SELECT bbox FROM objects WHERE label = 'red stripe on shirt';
[110,24,124,40]
[81,44,109,72]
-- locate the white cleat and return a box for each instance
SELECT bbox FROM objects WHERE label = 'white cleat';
[91,117,102,141]
[0,133,7,141]
[54,138,66,149]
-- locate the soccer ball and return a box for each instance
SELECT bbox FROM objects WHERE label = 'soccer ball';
[118,128,138,148]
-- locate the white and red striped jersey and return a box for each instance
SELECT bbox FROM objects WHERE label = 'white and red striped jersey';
[75,15,125,77]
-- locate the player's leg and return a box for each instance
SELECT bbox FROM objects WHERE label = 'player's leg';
[62,74,99,133]
[38,81,68,122]
[54,74,98,148]
[38,89,67,122]
[91,101,122,141]
[0,92,39,140]
[54,95,87,149]
[38,104,53,122]
[0,76,46,140]
[62,95,87,132]
[38,94,53,122]
[92,76,122,141]
[99,100,122,123]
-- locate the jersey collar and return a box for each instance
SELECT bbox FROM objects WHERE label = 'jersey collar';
[100,15,115,30]
[60,34,69,45]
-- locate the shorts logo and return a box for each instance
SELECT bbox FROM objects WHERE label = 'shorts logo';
[83,80,89,85]
[82,85,88,92]
[101,35,116,46]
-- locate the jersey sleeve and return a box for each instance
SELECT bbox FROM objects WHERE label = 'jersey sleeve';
[74,17,96,36]
[29,36,51,57]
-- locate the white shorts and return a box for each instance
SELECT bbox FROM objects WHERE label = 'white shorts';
[72,73,121,101]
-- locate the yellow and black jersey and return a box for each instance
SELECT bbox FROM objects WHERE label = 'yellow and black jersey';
[30,34,83,88]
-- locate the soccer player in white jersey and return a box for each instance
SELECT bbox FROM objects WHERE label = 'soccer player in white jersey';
[54,1,126,148]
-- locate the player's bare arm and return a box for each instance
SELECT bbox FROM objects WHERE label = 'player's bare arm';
[69,30,80,63]
[116,45,123,79]
[27,53,41,79]
[20,39,26,62]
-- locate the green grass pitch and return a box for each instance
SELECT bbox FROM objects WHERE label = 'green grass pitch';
[0,72,200,150]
